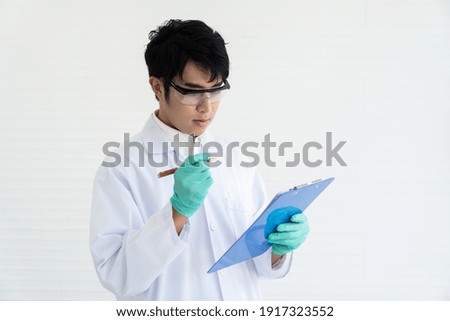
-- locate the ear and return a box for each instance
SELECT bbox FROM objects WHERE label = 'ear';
[149,76,165,101]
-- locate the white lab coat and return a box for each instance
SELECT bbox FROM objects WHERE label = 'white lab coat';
[89,115,292,300]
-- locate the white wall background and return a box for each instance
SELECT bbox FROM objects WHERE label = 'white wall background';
[1,0,449,300]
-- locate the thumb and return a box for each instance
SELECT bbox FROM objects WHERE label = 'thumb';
[184,153,211,167]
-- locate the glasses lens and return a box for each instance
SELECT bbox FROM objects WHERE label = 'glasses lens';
[174,90,227,105]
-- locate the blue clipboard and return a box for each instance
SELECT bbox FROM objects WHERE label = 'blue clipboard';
[207,177,335,273]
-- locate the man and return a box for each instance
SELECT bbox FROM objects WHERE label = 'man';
[90,19,309,300]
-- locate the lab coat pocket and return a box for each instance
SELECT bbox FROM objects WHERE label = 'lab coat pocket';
[224,179,253,237]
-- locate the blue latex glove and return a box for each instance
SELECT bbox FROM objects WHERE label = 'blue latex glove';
[265,206,310,255]
[170,153,213,218]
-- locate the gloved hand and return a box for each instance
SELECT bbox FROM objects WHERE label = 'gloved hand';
[170,153,213,218]
[265,206,310,255]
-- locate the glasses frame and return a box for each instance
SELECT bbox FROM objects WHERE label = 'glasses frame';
[169,79,231,95]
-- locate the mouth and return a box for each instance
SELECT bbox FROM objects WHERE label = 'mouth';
[193,119,210,126]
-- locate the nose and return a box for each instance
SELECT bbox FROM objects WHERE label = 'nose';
[196,94,212,113]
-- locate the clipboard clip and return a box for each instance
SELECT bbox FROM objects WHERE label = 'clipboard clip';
[291,178,322,190]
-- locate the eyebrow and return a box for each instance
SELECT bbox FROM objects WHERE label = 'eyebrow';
[181,81,223,89]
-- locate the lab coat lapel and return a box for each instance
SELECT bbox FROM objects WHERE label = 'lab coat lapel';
[140,115,175,156]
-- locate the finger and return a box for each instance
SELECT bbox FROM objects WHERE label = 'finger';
[189,169,212,181]
[190,175,213,189]
[272,226,309,241]
[188,174,214,190]
[268,231,300,243]
[179,162,211,177]
[276,218,309,233]
[188,153,211,165]
[297,233,309,244]
[276,222,302,232]
[290,213,307,223]
[182,154,199,167]
[196,160,210,171]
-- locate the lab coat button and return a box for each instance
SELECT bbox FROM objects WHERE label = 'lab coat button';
[210,223,217,231]
[219,270,225,276]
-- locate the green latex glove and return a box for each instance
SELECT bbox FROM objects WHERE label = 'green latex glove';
[266,207,310,255]
[170,153,213,218]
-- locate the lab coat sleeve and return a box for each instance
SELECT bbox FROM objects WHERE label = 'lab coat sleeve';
[249,168,293,279]
[89,165,189,297]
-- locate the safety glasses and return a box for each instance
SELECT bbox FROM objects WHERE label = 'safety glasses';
[169,79,231,105]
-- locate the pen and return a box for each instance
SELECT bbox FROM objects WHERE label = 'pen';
[158,133,214,178]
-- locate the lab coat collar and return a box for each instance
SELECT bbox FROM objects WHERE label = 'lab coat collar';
[141,111,213,155]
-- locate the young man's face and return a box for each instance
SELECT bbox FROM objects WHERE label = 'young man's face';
[153,60,223,136]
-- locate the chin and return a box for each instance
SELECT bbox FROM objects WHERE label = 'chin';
[194,128,207,136]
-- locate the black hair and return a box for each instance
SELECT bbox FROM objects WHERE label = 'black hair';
[144,19,230,101]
